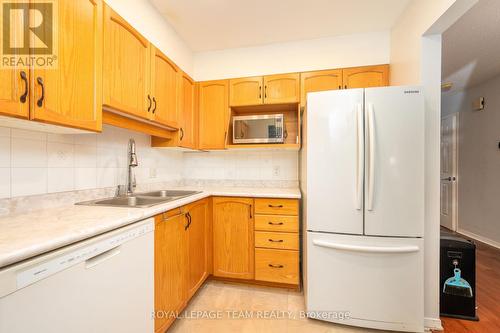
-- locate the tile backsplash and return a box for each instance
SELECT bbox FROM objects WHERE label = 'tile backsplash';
[0,125,298,199]
[0,125,183,199]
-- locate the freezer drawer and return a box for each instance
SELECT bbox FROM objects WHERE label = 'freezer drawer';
[306,232,424,332]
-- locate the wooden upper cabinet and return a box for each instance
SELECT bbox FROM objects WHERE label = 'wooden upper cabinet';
[212,197,254,280]
[264,73,300,104]
[186,199,209,299]
[30,0,102,131]
[103,5,150,120]
[151,46,179,128]
[154,211,188,333]
[198,80,229,150]
[300,69,342,107]
[179,73,197,149]
[229,76,263,107]
[342,65,389,89]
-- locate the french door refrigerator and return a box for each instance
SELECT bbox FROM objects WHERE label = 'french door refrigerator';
[303,86,424,332]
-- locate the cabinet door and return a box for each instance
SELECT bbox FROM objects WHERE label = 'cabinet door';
[300,69,342,107]
[31,0,103,131]
[103,5,150,120]
[342,65,389,89]
[198,80,229,150]
[154,212,188,332]
[212,197,254,279]
[151,46,179,128]
[179,73,197,149]
[186,199,209,299]
[229,76,263,106]
[263,73,300,104]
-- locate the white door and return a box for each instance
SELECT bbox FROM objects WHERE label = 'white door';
[306,89,364,234]
[440,114,458,230]
[364,86,424,237]
[306,231,424,332]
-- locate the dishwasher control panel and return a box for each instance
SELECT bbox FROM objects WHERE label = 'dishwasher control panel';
[15,220,154,291]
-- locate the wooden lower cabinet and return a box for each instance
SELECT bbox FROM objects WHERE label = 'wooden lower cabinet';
[186,199,209,299]
[154,210,188,333]
[255,248,299,285]
[212,197,254,280]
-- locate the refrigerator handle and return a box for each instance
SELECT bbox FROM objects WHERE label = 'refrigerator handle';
[356,103,364,210]
[367,103,375,211]
[312,239,419,254]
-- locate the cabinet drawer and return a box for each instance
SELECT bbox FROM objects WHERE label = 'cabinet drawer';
[255,231,299,250]
[254,215,298,232]
[254,198,299,216]
[255,248,299,285]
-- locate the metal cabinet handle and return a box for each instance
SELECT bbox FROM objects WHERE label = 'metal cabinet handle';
[268,222,284,225]
[249,204,253,219]
[268,204,283,208]
[259,86,262,99]
[268,239,284,243]
[20,71,28,103]
[264,85,267,98]
[36,77,44,107]
[147,95,152,112]
[184,212,192,230]
[268,264,284,269]
[152,97,157,114]
[180,128,184,141]
[338,85,341,89]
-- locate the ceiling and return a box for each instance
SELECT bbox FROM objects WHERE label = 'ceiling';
[150,0,411,52]
[442,0,500,93]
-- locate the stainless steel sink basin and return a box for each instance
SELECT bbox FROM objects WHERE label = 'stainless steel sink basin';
[75,190,201,208]
[76,196,174,208]
[136,190,201,198]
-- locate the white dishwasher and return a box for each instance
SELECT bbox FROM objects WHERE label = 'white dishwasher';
[0,218,154,333]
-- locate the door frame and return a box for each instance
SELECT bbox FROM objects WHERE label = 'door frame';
[440,112,459,231]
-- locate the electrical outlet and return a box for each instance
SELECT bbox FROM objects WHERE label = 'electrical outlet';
[272,166,281,177]
[149,168,157,178]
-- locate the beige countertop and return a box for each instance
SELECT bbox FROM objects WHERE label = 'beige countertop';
[0,186,301,269]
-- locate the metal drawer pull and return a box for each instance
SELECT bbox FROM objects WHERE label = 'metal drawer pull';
[36,77,44,107]
[268,264,284,269]
[268,239,283,243]
[20,71,28,103]
[268,222,284,225]
[268,204,283,208]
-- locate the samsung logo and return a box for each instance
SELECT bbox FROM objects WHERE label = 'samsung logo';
[404,90,420,94]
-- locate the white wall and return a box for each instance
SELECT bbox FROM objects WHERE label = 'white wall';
[390,0,477,329]
[183,151,298,182]
[390,0,457,85]
[104,0,194,75]
[193,31,390,81]
[0,126,184,199]
[442,75,500,247]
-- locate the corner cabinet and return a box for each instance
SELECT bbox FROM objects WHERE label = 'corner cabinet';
[212,197,254,280]
[151,47,180,128]
[179,73,197,149]
[198,80,229,150]
[0,0,103,132]
[103,5,150,120]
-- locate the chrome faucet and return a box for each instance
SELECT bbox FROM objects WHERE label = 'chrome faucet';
[126,138,138,195]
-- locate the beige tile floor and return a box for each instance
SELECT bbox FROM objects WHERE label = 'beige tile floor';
[168,280,390,333]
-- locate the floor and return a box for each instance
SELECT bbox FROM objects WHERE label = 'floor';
[440,236,500,333]
[168,280,389,333]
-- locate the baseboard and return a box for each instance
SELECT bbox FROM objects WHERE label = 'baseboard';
[456,228,500,249]
[424,317,443,331]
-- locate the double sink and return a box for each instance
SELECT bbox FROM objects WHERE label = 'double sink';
[76,190,201,208]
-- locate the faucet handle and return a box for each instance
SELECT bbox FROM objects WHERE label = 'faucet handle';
[116,185,126,197]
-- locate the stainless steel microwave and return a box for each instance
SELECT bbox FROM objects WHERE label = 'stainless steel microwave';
[232,114,284,144]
